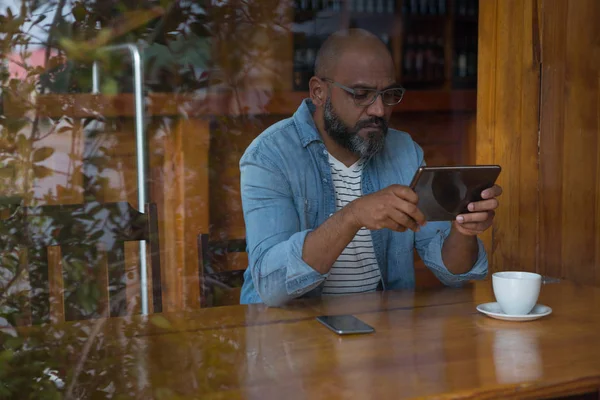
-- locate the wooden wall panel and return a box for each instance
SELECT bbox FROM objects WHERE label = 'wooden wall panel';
[597,73,600,287]
[475,0,498,259]
[537,0,568,282]
[540,0,600,285]
[514,0,541,275]
[476,0,540,274]
[477,0,600,285]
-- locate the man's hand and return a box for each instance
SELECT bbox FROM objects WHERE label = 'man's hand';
[347,184,427,232]
[454,184,503,236]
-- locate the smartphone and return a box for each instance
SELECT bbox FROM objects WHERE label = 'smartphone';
[316,315,375,335]
[409,165,501,221]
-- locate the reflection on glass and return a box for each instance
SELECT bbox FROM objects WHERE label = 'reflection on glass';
[241,307,311,399]
[492,327,543,384]
[1,0,481,398]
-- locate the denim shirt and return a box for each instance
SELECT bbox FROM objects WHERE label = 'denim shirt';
[239,99,488,306]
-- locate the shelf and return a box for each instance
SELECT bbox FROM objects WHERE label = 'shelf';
[346,12,397,19]
[394,89,476,112]
[401,13,448,20]
[6,89,476,119]
[401,78,447,90]
[279,89,476,113]
[454,15,478,22]
[452,76,477,90]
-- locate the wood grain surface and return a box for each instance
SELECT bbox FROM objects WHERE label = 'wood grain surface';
[477,0,600,286]
[14,280,600,399]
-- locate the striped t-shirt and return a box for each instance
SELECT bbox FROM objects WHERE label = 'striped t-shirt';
[322,153,382,296]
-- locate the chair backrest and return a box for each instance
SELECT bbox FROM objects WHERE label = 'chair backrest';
[197,233,246,308]
[0,201,161,324]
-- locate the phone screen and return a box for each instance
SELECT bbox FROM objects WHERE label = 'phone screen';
[316,315,375,335]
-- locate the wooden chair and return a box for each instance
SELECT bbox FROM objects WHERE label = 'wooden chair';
[197,233,246,307]
[0,201,162,324]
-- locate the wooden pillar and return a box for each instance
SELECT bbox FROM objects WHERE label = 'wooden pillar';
[476,0,541,274]
[538,0,600,284]
[154,118,209,312]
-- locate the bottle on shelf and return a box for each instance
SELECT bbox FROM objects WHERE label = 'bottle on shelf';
[438,0,446,15]
[428,0,438,15]
[456,0,467,16]
[425,35,436,81]
[386,0,394,13]
[376,0,385,13]
[403,35,416,81]
[356,0,364,12]
[456,36,468,78]
[292,38,321,91]
[415,35,426,81]
[404,0,448,15]
[435,36,445,80]
[365,0,374,13]
[410,0,419,15]
[401,0,409,15]
[467,36,477,77]
[467,0,478,17]
[306,48,315,67]
[293,47,305,90]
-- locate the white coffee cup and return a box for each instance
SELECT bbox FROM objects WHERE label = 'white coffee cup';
[492,271,542,315]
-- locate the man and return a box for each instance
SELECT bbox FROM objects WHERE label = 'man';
[239,29,502,306]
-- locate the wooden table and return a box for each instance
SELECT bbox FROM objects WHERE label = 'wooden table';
[8,280,600,399]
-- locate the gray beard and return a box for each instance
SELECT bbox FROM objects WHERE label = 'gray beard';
[323,97,387,159]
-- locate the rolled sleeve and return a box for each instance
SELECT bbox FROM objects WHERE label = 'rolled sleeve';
[253,229,327,306]
[284,230,328,295]
[415,222,488,287]
[241,149,327,307]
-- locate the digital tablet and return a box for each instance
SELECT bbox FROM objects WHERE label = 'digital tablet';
[409,165,501,221]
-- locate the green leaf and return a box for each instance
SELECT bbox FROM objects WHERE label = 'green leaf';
[32,147,54,163]
[101,78,118,95]
[150,315,172,330]
[59,38,78,55]
[33,165,53,179]
[0,349,14,367]
[0,165,15,179]
[16,134,29,155]
[72,3,87,22]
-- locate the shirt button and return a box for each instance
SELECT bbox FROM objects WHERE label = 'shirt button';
[329,213,333,217]
[322,178,327,183]
[322,150,327,155]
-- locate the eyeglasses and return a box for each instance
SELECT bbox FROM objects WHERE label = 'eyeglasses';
[320,78,405,107]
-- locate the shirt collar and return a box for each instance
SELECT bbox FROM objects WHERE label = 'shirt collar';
[293,98,323,148]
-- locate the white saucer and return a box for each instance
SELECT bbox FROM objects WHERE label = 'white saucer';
[476,302,552,322]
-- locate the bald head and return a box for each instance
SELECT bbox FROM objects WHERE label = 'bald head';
[314,29,394,79]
